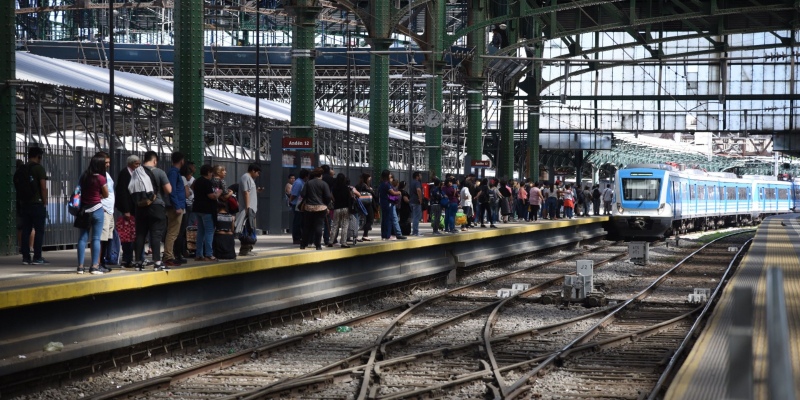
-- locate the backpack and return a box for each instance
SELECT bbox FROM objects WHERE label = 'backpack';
[488,188,498,205]
[13,163,38,204]
[67,185,82,216]
[592,188,601,201]
[132,168,158,207]
[431,187,443,204]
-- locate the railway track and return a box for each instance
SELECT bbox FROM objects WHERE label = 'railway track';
[15,232,752,399]
[77,241,626,399]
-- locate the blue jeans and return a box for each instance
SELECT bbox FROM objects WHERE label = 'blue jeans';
[392,205,402,236]
[445,202,458,232]
[77,207,105,267]
[410,203,422,235]
[195,212,214,257]
[380,205,393,239]
[20,203,46,261]
[490,203,499,224]
[546,197,558,219]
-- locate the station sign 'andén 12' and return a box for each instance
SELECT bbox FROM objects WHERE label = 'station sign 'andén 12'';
[282,137,313,150]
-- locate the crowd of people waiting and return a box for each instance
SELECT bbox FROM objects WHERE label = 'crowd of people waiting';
[14,147,263,275]
[285,167,616,246]
[14,146,616,271]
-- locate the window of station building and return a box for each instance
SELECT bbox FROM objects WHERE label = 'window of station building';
[778,188,788,200]
[726,187,736,200]
[621,178,660,201]
[738,187,748,200]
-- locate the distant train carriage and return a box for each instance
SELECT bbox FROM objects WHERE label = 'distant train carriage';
[612,164,795,239]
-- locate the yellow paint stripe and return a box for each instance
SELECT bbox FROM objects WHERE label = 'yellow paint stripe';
[0,217,606,310]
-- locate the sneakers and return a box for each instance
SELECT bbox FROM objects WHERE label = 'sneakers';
[134,262,145,271]
[154,262,168,271]
[396,235,408,240]
[24,258,50,265]
[77,266,86,274]
[22,259,31,265]
[163,259,181,267]
[239,252,258,257]
[99,266,112,273]
[490,225,498,228]
[89,267,104,275]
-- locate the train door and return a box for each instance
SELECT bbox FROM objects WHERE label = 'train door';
[671,180,681,219]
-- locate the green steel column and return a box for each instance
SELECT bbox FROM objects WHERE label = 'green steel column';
[466,82,483,161]
[525,25,543,181]
[425,73,444,178]
[465,0,486,167]
[287,2,321,139]
[527,96,541,181]
[368,38,393,181]
[498,95,515,178]
[174,0,204,166]
[1,0,15,254]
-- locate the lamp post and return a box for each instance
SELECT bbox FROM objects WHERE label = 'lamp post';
[408,54,416,181]
[254,0,260,163]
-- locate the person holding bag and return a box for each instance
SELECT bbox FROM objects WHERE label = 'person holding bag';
[75,155,109,275]
[300,168,333,250]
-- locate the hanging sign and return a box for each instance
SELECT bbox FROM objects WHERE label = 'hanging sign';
[282,137,313,150]
[471,160,492,168]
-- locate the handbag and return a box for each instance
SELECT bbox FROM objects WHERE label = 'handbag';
[73,208,91,229]
[116,216,136,243]
[455,209,467,225]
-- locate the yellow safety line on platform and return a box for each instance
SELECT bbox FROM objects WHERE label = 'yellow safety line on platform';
[0,217,604,310]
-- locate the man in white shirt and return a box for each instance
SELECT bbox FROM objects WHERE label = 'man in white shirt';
[602,184,614,215]
[237,163,261,256]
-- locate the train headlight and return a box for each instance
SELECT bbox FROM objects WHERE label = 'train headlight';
[616,203,624,214]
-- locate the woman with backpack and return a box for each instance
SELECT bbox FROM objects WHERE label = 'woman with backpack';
[429,178,444,235]
[75,155,110,275]
[442,178,459,233]
[330,173,353,248]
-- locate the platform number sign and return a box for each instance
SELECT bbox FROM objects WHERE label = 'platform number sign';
[629,242,649,265]
[576,260,593,277]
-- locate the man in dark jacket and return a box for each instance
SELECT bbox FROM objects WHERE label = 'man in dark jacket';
[115,155,140,267]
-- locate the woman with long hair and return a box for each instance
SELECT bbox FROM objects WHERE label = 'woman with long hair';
[300,168,333,250]
[330,173,353,248]
[355,173,375,241]
[76,155,109,274]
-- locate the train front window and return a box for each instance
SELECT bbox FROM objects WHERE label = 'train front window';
[622,178,660,201]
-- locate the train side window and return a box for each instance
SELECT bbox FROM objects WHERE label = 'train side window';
[699,185,706,200]
[738,187,747,200]
[718,186,724,199]
[779,188,789,200]
[765,188,776,200]
[727,187,736,200]
[709,186,716,199]
[690,185,696,200]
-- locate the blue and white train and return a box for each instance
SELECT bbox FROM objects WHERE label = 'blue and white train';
[611,164,799,238]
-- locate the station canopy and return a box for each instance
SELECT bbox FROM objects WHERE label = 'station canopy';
[588,133,769,173]
[15,51,423,142]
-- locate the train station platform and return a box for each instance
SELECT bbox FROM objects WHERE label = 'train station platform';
[667,213,800,400]
[0,216,608,377]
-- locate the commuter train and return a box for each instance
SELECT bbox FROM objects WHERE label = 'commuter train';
[611,164,799,238]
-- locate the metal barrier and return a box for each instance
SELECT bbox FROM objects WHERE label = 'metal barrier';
[766,267,797,400]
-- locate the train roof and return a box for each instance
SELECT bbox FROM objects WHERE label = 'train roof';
[624,164,678,171]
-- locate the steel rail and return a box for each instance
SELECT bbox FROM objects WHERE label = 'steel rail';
[503,230,755,397]
[646,238,753,400]
[89,240,619,399]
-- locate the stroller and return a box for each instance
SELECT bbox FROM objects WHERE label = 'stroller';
[346,198,368,246]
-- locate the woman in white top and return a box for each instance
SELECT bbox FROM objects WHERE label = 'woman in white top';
[460,185,473,231]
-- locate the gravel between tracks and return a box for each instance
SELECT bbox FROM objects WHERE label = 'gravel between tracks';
[10,229,744,399]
